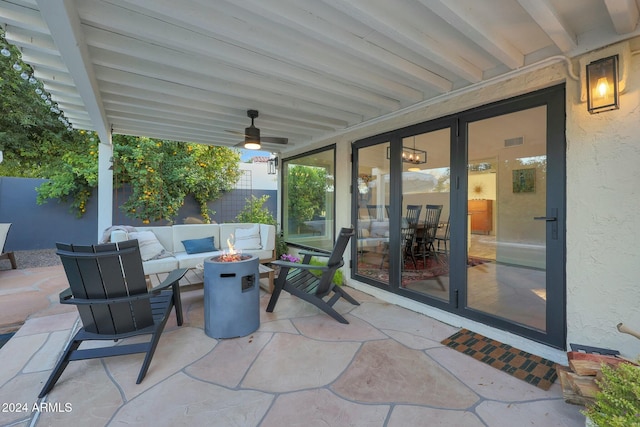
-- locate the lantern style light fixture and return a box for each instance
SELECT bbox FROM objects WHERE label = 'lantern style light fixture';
[267,156,278,175]
[386,137,427,166]
[586,55,619,114]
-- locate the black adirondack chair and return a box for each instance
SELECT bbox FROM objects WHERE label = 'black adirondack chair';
[266,227,359,324]
[38,240,187,398]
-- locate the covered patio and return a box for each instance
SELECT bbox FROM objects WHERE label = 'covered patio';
[0,264,584,426]
[1,2,640,422]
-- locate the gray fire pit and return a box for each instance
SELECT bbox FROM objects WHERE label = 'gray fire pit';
[203,254,260,339]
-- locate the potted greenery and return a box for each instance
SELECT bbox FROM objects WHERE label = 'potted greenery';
[583,361,640,426]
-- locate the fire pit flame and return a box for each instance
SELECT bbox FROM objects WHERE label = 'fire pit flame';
[215,234,247,262]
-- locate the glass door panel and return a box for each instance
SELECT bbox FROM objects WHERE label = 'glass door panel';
[400,129,451,303]
[355,143,390,286]
[466,106,547,331]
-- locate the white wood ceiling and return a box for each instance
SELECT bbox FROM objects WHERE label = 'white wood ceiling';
[1,0,639,153]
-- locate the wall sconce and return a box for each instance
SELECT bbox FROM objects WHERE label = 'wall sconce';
[267,156,278,175]
[586,55,619,114]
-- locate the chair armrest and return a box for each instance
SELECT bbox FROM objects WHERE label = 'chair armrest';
[151,268,188,292]
[299,249,331,258]
[59,287,73,302]
[270,260,303,269]
[271,259,338,272]
[59,289,156,306]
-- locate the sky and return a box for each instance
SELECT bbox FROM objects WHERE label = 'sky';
[240,149,272,162]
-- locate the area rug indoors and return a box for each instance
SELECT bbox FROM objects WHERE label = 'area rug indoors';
[357,255,487,287]
[441,328,558,390]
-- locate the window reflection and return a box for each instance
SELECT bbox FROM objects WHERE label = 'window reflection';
[282,147,335,251]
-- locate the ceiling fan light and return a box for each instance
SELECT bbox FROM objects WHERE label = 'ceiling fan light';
[244,141,261,150]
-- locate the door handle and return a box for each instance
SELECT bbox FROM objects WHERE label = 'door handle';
[534,208,558,239]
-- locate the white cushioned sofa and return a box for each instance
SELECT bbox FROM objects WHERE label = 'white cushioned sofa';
[110,223,275,275]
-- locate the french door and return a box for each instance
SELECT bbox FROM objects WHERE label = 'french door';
[353,85,566,348]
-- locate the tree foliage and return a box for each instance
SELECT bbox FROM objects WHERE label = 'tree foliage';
[113,136,241,223]
[286,165,328,228]
[0,34,75,178]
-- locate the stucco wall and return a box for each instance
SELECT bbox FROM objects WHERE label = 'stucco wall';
[565,46,640,359]
[290,38,640,362]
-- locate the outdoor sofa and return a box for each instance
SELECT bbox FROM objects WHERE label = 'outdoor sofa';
[110,223,275,275]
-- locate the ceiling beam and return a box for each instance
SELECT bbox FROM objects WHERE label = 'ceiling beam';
[98,81,348,130]
[517,0,577,53]
[94,66,363,126]
[417,0,524,69]
[0,0,48,34]
[604,0,639,34]
[107,109,311,142]
[81,0,425,104]
[19,49,68,73]
[4,26,58,55]
[103,101,322,139]
[32,69,76,86]
[322,0,483,83]
[88,46,388,119]
[36,0,110,144]
[233,0,452,93]
[82,26,401,112]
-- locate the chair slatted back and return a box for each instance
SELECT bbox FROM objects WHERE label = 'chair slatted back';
[403,205,422,249]
[422,204,443,242]
[405,205,422,226]
[436,216,451,253]
[315,228,354,295]
[56,240,153,335]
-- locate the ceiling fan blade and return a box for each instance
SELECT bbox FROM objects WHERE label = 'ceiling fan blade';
[261,137,288,144]
[225,129,246,136]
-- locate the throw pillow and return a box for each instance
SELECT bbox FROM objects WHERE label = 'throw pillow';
[129,231,168,261]
[182,236,217,254]
[233,225,262,250]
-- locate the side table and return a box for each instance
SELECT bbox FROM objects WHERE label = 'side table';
[259,264,274,293]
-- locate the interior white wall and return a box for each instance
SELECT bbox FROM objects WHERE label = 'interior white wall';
[286,37,640,362]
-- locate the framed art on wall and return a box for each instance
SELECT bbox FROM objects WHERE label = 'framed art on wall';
[512,169,535,193]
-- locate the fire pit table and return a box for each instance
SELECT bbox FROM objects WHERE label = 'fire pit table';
[203,253,260,339]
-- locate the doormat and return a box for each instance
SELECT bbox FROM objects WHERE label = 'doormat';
[441,329,558,390]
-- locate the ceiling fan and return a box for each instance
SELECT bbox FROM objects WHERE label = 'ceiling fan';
[226,109,288,150]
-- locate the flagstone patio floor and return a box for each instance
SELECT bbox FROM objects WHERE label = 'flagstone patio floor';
[0,265,586,426]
